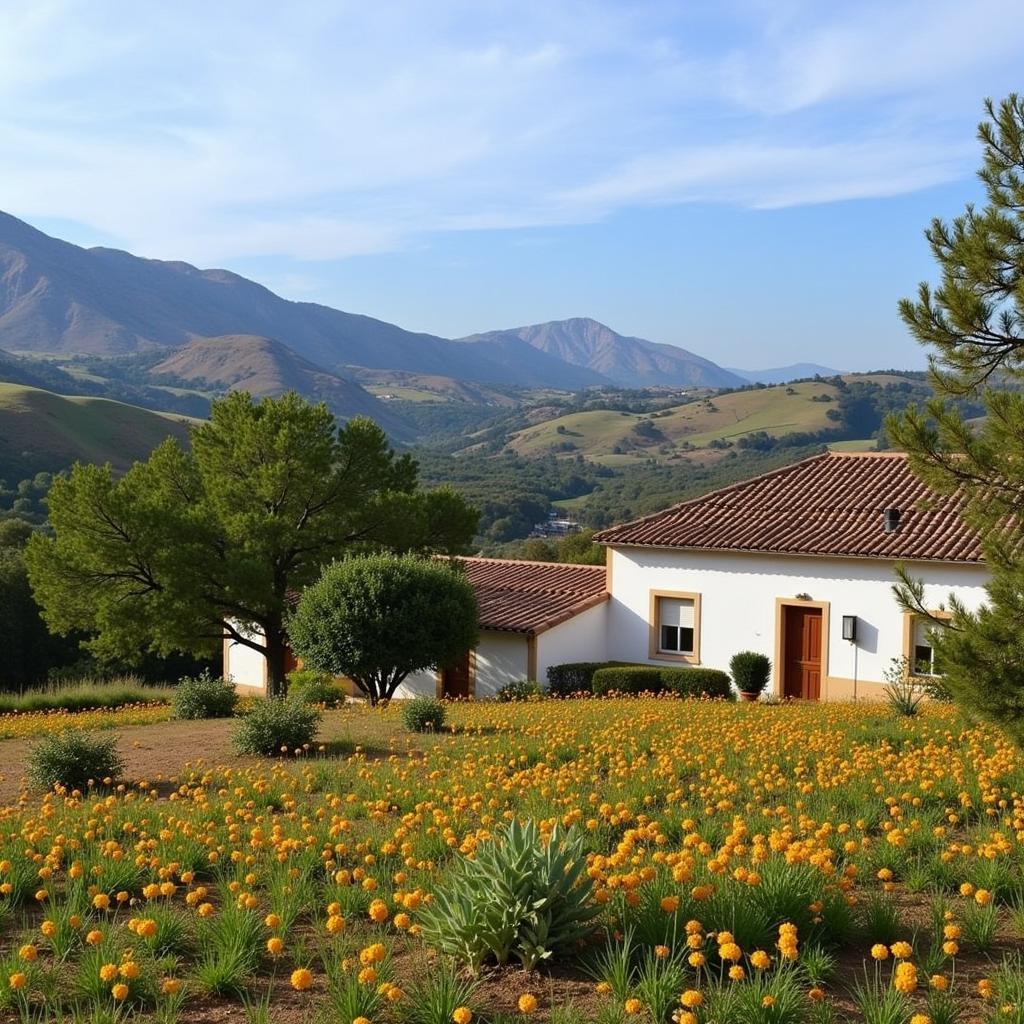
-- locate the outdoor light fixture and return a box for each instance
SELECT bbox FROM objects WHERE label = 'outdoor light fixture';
[842,615,857,642]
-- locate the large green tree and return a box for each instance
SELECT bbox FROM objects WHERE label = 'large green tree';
[26,392,478,695]
[288,554,479,705]
[890,95,1024,742]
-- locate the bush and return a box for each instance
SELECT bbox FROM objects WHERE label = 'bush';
[420,819,598,970]
[232,697,321,756]
[286,669,345,707]
[663,667,733,699]
[591,666,666,696]
[401,696,447,732]
[590,665,733,698]
[172,671,238,720]
[547,661,630,696]
[729,651,772,695]
[496,679,545,702]
[26,729,125,791]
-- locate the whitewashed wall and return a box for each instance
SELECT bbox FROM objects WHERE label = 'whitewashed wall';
[475,632,530,697]
[606,547,988,698]
[225,627,267,691]
[536,601,609,684]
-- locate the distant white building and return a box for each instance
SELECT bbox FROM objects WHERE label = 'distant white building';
[224,557,608,699]
[224,452,988,701]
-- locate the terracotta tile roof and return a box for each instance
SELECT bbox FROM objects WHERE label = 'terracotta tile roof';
[456,557,608,635]
[593,451,982,563]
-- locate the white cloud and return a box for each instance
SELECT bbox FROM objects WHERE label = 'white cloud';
[0,0,1020,265]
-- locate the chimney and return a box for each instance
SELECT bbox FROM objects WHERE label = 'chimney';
[883,508,901,533]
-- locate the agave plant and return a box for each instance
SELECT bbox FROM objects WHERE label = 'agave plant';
[420,818,598,971]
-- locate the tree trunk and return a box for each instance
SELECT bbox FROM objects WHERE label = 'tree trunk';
[264,629,288,698]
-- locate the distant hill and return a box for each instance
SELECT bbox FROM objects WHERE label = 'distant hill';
[727,363,842,384]
[459,318,742,389]
[0,382,193,479]
[0,212,607,389]
[500,380,845,465]
[152,334,411,437]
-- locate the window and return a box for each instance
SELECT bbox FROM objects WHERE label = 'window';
[911,617,937,676]
[659,598,695,654]
[650,591,700,662]
[903,612,949,677]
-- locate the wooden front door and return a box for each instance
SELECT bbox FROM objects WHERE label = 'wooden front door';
[783,606,822,700]
[441,650,473,699]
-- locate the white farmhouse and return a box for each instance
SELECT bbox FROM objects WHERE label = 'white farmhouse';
[224,451,988,700]
[594,450,987,699]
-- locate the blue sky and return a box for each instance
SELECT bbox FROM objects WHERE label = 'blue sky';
[3,1,1023,371]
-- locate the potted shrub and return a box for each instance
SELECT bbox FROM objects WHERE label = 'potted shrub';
[729,651,771,702]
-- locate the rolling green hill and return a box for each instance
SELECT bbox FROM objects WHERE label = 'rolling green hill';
[0,382,194,479]
[503,380,844,463]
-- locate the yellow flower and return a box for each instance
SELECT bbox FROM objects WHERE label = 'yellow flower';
[518,993,538,1013]
[9,972,26,990]
[975,889,992,907]
[660,895,680,913]
[267,937,284,956]
[942,941,959,957]
[978,979,994,999]
[893,962,918,994]
[161,978,182,995]
[290,968,314,991]
[889,941,913,959]
[624,998,643,1014]
[264,913,282,929]
[680,990,703,1008]
[729,965,746,981]
[871,944,889,960]
[120,961,140,980]
[654,944,670,958]
[910,1016,931,1024]
[99,964,119,983]
[930,975,948,991]
[719,941,742,962]
[111,983,129,1001]
[452,1007,473,1024]
[750,950,771,969]
[40,921,56,938]
[18,945,37,962]
[762,995,776,1007]
[92,893,110,910]
[808,987,825,1002]
[326,913,346,934]
[368,899,389,923]
[688,952,706,968]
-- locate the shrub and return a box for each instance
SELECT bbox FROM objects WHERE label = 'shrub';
[232,697,321,756]
[420,819,598,970]
[286,668,345,707]
[591,666,665,696]
[496,679,545,702]
[26,729,125,791]
[729,651,772,695]
[662,667,733,699]
[590,665,732,699]
[401,696,447,732]
[547,661,626,696]
[172,671,238,720]
[882,658,927,717]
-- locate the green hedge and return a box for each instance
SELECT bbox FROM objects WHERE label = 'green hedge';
[589,664,733,699]
[546,661,632,696]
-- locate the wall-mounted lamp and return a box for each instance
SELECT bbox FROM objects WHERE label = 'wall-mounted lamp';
[842,615,858,642]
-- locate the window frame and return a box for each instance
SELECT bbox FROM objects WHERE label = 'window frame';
[648,590,702,664]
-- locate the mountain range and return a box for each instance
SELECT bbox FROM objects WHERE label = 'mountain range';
[0,211,750,408]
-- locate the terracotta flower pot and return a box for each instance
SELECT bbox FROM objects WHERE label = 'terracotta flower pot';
[739,691,760,702]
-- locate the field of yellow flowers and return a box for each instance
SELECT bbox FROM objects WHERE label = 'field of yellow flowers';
[0,697,1022,1024]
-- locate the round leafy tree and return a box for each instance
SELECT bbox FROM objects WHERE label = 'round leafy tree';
[288,555,478,705]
